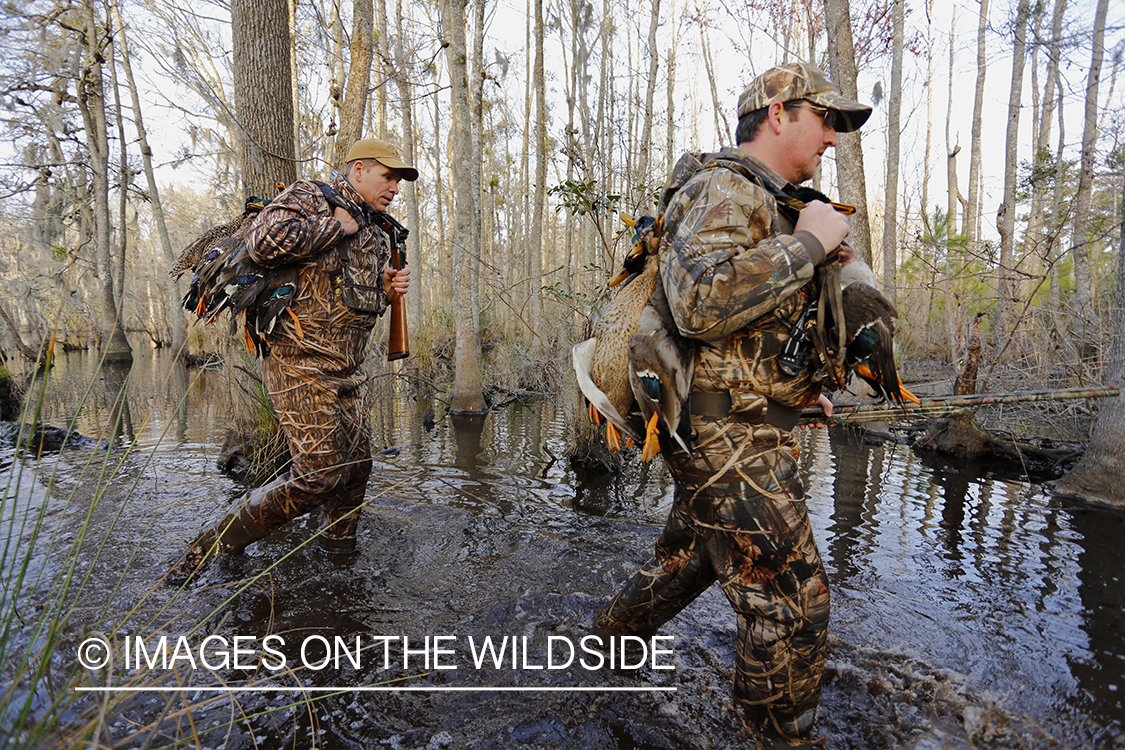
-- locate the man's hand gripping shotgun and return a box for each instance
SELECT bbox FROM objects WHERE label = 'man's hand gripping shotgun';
[374,212,409,361]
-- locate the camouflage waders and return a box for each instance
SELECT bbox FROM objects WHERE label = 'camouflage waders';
[597,147,837,742]
[171,175,390,578]
[246,333,374,547]
[596,418,829,739]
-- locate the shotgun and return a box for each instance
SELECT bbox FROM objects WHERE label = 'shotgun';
[374,212,410,361]
[799,385,1120,425]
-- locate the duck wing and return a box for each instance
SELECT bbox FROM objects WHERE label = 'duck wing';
[628,284,695,460]
[843,283,916,404]
[573,337,641,445]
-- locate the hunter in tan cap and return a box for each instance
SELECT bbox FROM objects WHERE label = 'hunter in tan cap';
[738,61,872,133]
[344,139,419,182]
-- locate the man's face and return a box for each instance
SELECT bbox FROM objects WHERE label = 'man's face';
[351,161,401,211]
[778,101,839,184]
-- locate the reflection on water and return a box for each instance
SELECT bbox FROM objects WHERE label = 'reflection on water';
[3,347,1123,748]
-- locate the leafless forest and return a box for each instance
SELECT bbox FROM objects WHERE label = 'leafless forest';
[0,0,1122,428]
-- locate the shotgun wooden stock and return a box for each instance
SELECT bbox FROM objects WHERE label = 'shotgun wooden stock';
[376,213,410,361]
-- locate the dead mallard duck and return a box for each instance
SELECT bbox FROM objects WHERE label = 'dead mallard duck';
[573,214,663,451]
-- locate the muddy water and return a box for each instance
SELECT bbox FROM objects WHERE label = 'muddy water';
[2,348,1123,749]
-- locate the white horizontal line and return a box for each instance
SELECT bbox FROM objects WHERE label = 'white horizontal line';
[76,686,675,693]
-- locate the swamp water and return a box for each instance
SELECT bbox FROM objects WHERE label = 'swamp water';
[1,347,1122,749]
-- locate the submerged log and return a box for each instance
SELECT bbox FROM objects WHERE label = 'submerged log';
[911,314,1086,473]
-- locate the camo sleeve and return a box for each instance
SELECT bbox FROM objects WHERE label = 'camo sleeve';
[659,168,823,343]
[245,181,346,268]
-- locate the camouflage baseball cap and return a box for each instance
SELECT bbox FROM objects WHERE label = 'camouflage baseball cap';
[737,62,872,133]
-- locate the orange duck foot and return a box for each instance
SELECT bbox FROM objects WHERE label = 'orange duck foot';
[605,422,623,452]
[640,412,660,462]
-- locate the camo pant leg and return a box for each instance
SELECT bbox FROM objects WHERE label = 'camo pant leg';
[597,418,829,738]
[595,498,719,638]
[684,421,830,738]
[240,350,372,538]
[317,373,372,540]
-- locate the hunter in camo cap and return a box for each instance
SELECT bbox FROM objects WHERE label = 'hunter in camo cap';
[737,61,872,133]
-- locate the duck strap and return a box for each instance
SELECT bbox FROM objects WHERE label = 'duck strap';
[813,259,848,390]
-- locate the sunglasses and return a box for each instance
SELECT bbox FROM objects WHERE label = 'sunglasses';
[792,102,838,132]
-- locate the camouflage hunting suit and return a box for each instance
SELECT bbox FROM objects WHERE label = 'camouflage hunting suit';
[236,174,391,543]
[596,148,831,740]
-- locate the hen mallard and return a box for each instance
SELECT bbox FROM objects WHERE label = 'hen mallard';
[572,214,663,451]
[839,260,918,405]
[628,282,696,461]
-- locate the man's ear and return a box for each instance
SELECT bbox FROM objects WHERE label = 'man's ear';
[767,101,787,135]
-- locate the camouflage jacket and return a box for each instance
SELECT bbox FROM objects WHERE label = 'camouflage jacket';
[245,174,391,368]
[659,147,828,410]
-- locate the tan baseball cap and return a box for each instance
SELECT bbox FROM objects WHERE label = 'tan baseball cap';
[737,62,872,133]
[344,139,419,181]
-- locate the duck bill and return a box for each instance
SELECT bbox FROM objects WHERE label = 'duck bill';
[608,268,631,287]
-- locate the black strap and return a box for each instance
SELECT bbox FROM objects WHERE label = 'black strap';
[313,180,367,226]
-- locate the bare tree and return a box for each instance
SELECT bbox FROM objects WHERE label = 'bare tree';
[636,0,661,186]
[965,0,989,243]
[994,0,1031,354]
[75,0,132,362]
[530,0,546,339]
[1069,0,1110,364]
[443,0,486,413]
[1023,0,1066,302]
[1052,177,1125,506]
[881,0,904,304]
[945,6,964,232]
[392,0,422,335]
[110,0,185,354]
[332,0,374,167]
[824,0,872,262]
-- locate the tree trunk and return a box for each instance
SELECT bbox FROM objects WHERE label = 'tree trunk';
[921,0,933,225]
[636,0,660,186]
[945,6,960,233]
[77,0,132,363]
[109,39,129,321]
[530,0,546,340]
[470,0,485,320]
[824,0,872,263]
[522,0,533,321]
[231,0,297,196]
[394,0,423,336]
[665,44,676,177]
[698,16,728,147]
[110,0,186,354]
[995,0,1031,355]
[1039,0,1066,320]
[332,0,374,167]
[881,0,904,304]
[965,0,989,244]
[1051,178,1125,506]
[1069,0,1110,365]
[443,0,486,414]
[376,0,389,138]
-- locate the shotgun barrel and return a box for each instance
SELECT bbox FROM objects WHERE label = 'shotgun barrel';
[800,385,1121,425]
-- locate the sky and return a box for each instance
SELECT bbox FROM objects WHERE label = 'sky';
[128,0,1122,247]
